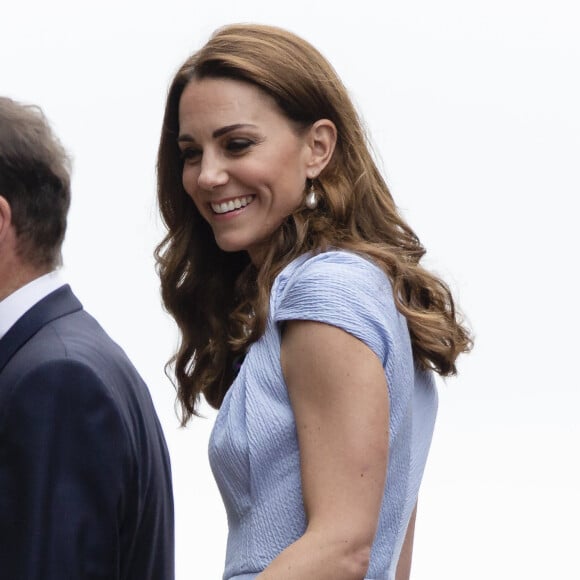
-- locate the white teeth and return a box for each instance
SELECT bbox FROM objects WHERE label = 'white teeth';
[211,195,254,214]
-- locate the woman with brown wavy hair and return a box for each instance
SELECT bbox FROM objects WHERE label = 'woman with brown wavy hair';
[156,23,471,580]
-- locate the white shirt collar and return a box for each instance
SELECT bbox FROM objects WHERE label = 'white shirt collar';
[0,270,66,340]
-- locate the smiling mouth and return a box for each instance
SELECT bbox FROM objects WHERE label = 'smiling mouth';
[211,195,255,215]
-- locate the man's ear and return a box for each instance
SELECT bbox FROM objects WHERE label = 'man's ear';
[305,119,337,179]
[0,196,13,244]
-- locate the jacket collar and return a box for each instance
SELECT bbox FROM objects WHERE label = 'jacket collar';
[0,285,82,372]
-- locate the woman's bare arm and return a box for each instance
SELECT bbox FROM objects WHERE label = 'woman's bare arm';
[257,320,390,580]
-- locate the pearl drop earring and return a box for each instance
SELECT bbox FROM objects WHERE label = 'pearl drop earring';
[305,182,319,210]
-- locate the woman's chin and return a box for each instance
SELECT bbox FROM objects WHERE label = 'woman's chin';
[213,236,248,255]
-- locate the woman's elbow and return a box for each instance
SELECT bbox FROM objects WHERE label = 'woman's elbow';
[303,527,374,578]
[338,540,373,579]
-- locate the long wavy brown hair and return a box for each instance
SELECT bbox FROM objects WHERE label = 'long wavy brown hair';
[156,24,472,424]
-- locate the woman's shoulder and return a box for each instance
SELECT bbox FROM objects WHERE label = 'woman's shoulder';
[271,250,402,365]
[275,249,388,292]
[271,249,393,320]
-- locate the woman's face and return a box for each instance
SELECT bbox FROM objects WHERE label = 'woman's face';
[178,77,313,265]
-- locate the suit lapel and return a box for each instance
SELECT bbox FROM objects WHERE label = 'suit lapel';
[0,285,83,372]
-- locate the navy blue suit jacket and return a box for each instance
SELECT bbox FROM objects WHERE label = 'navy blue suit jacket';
[0,286,174,579]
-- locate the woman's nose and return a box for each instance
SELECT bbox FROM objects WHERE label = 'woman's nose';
[197,153,228,190]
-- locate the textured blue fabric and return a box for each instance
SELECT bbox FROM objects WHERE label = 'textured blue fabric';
[209,251,438,580]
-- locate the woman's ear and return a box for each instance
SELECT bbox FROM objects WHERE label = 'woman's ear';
[305,119,337,178]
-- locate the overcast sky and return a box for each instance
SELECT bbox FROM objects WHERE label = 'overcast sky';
[2,1,579,578]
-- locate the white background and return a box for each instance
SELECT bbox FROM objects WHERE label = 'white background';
[2,1,579,578]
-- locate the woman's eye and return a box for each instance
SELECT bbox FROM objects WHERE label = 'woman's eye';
[226,139,253,153]
[180,148,202,162]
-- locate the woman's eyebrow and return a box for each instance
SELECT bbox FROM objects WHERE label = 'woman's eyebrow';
[177,133,195,144]
[178,123,258,144]
[212,123,257,138]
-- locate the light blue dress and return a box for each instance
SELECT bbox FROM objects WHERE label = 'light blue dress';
[209,250,438,580]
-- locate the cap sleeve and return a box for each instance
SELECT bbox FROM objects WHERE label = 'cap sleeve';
[273,251,400,365]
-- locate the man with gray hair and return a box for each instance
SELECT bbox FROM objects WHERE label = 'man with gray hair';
[0,96,174,579]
